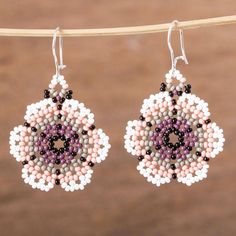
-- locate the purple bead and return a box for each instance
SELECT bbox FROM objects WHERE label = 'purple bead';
[184,150,189,155]
[176,154,181,159]
[176,120,181,126]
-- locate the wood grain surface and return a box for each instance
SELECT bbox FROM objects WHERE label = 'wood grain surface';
[0,1,235,236]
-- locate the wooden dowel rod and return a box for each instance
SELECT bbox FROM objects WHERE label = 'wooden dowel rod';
[0,15,236,37]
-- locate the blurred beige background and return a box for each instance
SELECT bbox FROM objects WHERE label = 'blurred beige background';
[0,1,236,236]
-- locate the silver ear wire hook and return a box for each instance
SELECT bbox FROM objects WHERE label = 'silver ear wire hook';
[52,27,66,76]
[167,20,188,73]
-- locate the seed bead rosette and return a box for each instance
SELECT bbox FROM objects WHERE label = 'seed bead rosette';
[124,69,224,186]
[10,75,111,192]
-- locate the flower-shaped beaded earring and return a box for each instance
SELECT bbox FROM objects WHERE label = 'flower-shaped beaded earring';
[124,21,225,187]
[9,28,111,192]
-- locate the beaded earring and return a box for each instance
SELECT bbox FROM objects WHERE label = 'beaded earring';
[9,28,111,192]
[124,21,225,187]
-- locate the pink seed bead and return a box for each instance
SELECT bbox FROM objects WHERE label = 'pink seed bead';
[168,173,172,178]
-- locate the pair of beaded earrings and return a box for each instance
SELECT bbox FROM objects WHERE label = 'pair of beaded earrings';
[9,22,225,192]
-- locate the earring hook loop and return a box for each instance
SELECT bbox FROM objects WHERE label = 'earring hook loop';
[167,20,188,74]
[52,27,66,77]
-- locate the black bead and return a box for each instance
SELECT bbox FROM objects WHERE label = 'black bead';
[61,135,66,141]
[52,97,57,103]
[175,142,180,148]
[59,148,64,154]
[178,132,184,137]
[56,169,61,175]
[155,144,162,150]
[171,154,176,160]
[196,151,201,156]
[55,159,61,165]
[63,141,69,148]
[167,127,173,133]
[57,114,62,119]
[146,122,152,127]
[22,160,28,165]
[48,141,54,147]
[168,143,173,148]
[73,133,79,139]
[186,146,192,151]
[56,124,62,130]
[177,91,183,96]
[203,157,210,162]
[52,148,58,154]
[163,141,168,147]
[139,115,145,121]
[187,128,193,133]
[163,132,169,137]
[67,90,73,95]
[24,122,30,127]
[52,135,58,141]
[138,155,144,161]
[172,146,177,151]
[67,138,71,142]
[186,84,191,89]
[80,156,86,162]
[89,125,96,130]
[65,94,72,99]
[59,97,65,104]
[160,87,166,92]
[146,150,152,155]
[57,104,62,110]
[169,91,174,97]
[174,129,179,135]
[161,83,166,88]
[155,127,161,132]
[205,119,211,124]
[31,127,37,132]
[44,89,50,95]
[55,179,60,185]
[180,141,185,146]
[71,151,77,157]
[170,164,176,170]
[40,132,46,138]
[163,136,170,142]
[178,137,184,142]
[48,137,54,142]
[196,123,202,128]
[172,99,177,105]
[172,173,177,179]
[185,89,191,94]
[88,161,94,167]
[30,155,36,160]
[40,150,46,155]
[44,94,50,98]
[172,108,177,115]
[82,130,88,135]
[172,118,177,124]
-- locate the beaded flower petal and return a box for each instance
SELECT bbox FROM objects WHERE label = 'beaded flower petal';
[124,69,224,186]
[10,75,111,192]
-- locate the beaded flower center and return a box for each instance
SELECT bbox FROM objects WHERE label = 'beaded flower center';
[35,124,82,165]
[151,117,198,161]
